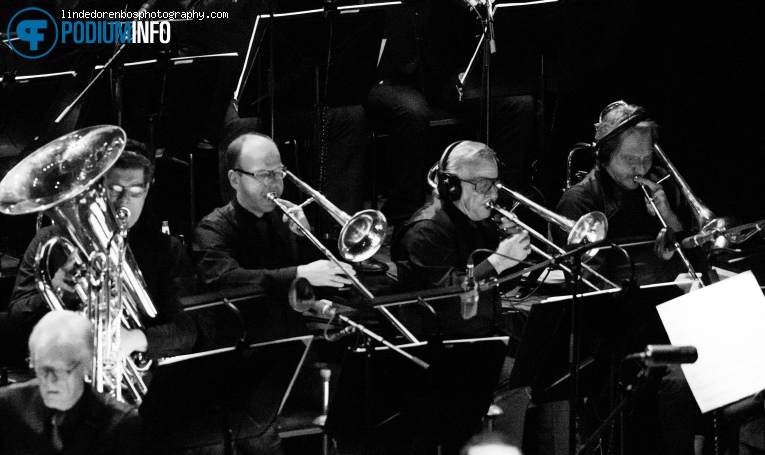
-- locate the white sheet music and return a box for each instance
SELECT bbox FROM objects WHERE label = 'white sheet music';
[657,271,765,413]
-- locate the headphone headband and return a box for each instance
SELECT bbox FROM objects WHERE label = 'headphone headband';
[593,107,651,152]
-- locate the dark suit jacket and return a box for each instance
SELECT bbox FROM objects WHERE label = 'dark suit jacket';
[0,379,144,455]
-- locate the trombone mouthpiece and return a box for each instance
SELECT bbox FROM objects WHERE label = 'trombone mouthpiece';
[116,207,131,222]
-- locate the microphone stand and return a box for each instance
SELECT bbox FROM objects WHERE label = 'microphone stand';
[576,365,666,455]
[329,305,430,370]
[55,43,128,125]
[566,252,582,455]
[478,0,497,144]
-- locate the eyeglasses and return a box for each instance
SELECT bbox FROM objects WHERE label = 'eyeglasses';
[460,177,499,194]
[234,167,287,182]
[106,183,148,198]
[31,361,81,382]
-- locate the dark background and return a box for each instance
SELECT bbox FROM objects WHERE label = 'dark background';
[2,0,765,254]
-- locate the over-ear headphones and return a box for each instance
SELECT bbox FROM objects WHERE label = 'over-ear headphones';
[436,141,466,201]
[593,104,651,164]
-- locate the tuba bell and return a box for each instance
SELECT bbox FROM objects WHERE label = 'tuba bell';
[0,125,156,404]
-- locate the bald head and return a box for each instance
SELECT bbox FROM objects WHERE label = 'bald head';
[226,133,285,217]
[226,133,277,172]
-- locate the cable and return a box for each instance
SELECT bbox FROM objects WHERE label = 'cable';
[467,247,536,270]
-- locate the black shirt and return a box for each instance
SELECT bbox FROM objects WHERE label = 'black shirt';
[392,198,505,338]
[9,222,197,359]
[555,165,689,286]
[0,380,142,455]
[193,199,314,342]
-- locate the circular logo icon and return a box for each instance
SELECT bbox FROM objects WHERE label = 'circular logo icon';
[6,7,59,59]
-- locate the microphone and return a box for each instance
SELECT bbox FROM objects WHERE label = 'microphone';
[625,345,698,366]
[460,257,479,320]
[310,299,337,317]
[326,325,356,341]
[681,230,719,249]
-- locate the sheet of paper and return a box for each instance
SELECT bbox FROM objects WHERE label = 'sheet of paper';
[657,271,765,413]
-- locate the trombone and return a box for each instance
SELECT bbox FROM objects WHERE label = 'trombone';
[271,170,420,342]
[486,201,618,291]
[267,168,387,300]
[426,163,617,289]
[649,144,765,251]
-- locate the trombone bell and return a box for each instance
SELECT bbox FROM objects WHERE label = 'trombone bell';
[568,212,608,259]
[339,209,387,262]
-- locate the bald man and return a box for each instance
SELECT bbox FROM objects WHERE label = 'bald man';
[193,133,355,344]
[0,311,143,454]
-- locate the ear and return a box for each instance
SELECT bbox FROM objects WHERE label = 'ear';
[228,169,238,189]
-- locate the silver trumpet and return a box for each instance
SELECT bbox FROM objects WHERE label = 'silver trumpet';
[0,126,155,404]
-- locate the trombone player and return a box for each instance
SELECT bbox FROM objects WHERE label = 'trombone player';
[555,100,693,285]
[193,133,356,344]
[8,142,197,362]
[391,140,537,450]
[554,101,701,455]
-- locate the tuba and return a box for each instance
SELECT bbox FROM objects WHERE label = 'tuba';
[0,126,156,404]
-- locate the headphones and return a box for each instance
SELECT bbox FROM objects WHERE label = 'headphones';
[436,141,467,201]
[436,141,502,201]
[593,106,652,164]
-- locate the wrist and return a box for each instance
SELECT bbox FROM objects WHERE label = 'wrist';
[488,254,513,274]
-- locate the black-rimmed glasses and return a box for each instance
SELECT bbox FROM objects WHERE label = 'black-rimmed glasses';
[234,166,287,182]
[460,177,499,194]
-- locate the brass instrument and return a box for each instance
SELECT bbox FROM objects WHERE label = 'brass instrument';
[486,201,619,290]
[426,162,614,288]
[0,126,156,404]
[650,144,764,251]
[495,183,608,261]
[278,168,387,263]
[268,171,419,342]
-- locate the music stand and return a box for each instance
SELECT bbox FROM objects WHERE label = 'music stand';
[233,2,398,128]
[459,0,563,100]
[507,281,684,403]
[325,336,508,454]
[88,52,239,154]
[140,335,312,453]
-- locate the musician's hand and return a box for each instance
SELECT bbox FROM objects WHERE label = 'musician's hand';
[51,255,79,306]
[489,230,531,273]
[297,260,355,288]
[276,198,311,237]
[634,176,683,232]
[120,327,148,357]
[496,216,521,235]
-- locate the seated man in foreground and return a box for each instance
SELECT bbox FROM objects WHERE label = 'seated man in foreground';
[0,311,143,454]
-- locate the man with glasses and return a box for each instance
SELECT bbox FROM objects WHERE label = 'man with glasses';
[0,310,143,454]
[193,133,355,343]
[390,140,536,450]
[8,143,197,362]
[392,140,531,338]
